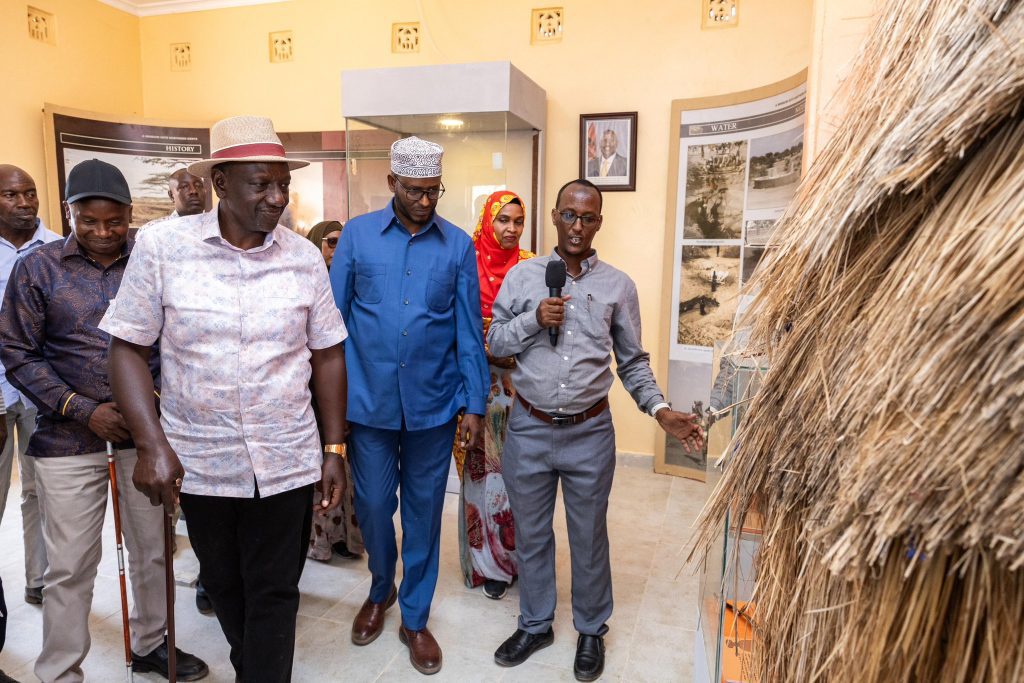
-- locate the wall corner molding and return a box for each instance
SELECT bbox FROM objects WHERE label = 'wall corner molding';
[97,0,289,17]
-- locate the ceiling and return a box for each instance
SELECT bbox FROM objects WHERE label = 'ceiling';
[97,0,288,17]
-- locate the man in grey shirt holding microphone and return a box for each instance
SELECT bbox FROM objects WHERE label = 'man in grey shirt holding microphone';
[489,178,703,681]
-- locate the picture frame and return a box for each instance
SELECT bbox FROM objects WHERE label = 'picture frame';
[579,112,637,192]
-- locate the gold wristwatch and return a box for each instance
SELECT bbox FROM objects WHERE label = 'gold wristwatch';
[323,443,347,460]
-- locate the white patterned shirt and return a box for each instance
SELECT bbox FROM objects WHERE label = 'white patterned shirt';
[99,211,348,498]
[137,210,179,232]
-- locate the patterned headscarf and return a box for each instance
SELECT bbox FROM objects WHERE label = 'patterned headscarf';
[473,190,534,321]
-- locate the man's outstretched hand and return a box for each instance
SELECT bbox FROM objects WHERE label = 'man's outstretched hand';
[655,409,705,454]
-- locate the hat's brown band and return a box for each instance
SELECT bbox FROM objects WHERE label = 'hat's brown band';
[211,142,287,159]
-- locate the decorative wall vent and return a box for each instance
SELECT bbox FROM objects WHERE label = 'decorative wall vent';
[269,30,294,62]
[392,22,420,53]
[170,42,191,71]
[27,6,56,45]
[702,0,739,29]
[531,7,563,44]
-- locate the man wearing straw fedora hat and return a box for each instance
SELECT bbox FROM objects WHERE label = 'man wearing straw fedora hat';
[0,158,209,682]
[101,116,350,682]
[330,136,489,675]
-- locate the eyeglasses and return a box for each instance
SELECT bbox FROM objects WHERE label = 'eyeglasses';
[395,178,445,201]
[558,210,600,228]
[322,237,339,248]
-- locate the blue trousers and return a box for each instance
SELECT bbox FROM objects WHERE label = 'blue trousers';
[348,417,457,631]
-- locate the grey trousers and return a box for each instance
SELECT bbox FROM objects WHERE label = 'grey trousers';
[33,449,167,683]
[0,399,48,588]
[502,402,616,637]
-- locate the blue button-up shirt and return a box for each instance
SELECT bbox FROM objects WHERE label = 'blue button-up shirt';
[0,220,63,408]
[330,202,488,431]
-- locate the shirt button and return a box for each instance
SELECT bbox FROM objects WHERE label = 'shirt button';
[563,356,568,360]
[406,270,412,275]
[567,331,572,335]
[400,362,406,368]
[558,407,565,412]
[489,276,495,281]
[404,299,409,305]
[560,383,565,388]
[402,330,408,336]
[569,305,575,310]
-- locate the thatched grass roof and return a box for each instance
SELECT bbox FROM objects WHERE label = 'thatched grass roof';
[696,1,1024,680]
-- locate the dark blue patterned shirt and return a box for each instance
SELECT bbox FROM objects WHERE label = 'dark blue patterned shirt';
[0,235,159,457]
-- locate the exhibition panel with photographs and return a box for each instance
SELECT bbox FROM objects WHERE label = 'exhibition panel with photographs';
[657,73,806,477]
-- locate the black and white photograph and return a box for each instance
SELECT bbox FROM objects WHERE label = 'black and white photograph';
[683,141,748,240]
[677,244,742,347]
[741,245,765,285]
[745,126,803,210]
[743,218,777,245]
[663,359,713,471]
[580,112,637,191]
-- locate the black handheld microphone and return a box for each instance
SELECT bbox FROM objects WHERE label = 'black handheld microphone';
[545,260,567,346]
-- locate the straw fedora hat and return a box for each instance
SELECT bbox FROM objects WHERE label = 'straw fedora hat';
[188,115,309,178]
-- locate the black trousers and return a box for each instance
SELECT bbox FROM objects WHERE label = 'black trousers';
[0,576,7,654]
[180,484,313,683]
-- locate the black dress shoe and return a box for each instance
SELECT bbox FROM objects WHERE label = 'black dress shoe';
[132,636,210,681]
[24,586,42,604]
[573,634,605,681]
[195,581,214,615]
[494,627,554,667]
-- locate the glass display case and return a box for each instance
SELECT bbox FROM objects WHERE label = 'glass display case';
[695,339,766,683]
[342,62,546,253]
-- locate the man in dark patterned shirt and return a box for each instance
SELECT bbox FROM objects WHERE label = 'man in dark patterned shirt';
[0,159,208,683]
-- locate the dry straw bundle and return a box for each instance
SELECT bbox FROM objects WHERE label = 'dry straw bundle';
[696,1,1024,681]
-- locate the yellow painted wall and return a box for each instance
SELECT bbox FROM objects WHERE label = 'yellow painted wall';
[0,0,142,222]
[138,0,813,457]
[806,0,877,162]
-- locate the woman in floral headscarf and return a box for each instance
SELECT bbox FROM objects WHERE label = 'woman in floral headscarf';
[453,191,534,599]
[304,220,365,562]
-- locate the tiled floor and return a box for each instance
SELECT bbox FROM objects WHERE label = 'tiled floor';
[0,457,706,682]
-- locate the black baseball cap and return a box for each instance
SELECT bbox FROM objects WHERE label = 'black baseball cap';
[65,159,132,205]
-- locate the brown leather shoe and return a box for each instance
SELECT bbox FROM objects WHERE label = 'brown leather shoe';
[351,584,397,646]
[399,625,443,675]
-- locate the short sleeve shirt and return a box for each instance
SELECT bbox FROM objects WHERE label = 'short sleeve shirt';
[99,211,347,498]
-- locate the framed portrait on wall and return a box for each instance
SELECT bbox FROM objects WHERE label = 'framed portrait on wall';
[579,112,637,191]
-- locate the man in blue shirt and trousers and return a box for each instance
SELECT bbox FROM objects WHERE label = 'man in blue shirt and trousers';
[330,137,488,676]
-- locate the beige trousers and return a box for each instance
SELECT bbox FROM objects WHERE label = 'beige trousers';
[33,448,166,683]
[0,399,48,588]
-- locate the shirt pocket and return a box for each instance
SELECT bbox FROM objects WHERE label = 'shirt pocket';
[426,268,456,312]
[582,300,614,351]
[354,263,386,304]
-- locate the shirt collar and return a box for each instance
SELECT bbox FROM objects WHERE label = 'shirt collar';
[0,219,51,252]
[60,231,134,263]
[380,200,445,241]
[549,247,599,278]
[201,209,278,253]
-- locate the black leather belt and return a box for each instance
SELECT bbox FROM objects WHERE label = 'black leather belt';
[517,394,609,427]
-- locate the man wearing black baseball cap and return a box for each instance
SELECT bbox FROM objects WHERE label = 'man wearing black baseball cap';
[0,159,208,682]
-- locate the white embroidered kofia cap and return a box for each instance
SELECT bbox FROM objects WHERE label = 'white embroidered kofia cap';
[390,136,444,178]
[189,115,309,178]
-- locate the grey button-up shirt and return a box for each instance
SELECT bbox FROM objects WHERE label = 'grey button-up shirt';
[488,249,666,415]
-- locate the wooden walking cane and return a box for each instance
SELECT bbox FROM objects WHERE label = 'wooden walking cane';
[164,501,177,683]
[106,441,134,683]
